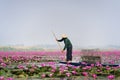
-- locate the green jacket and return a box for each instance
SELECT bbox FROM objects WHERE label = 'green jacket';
[57,38,72,50]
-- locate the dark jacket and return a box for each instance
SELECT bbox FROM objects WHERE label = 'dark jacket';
[57,38,72,50]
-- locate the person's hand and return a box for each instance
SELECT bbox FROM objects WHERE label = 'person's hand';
[56,38,58,41]
[61,50,64,53]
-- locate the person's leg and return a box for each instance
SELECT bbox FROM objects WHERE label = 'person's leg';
[69,47,72,61]
[66,47,72,62]
[66,51,69,61]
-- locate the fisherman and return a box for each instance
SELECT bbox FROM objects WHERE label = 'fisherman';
[56,34,73,63]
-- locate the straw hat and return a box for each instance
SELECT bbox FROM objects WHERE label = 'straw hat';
[61,34,67,38]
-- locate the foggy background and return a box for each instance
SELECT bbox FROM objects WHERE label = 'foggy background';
[0,0,120,48]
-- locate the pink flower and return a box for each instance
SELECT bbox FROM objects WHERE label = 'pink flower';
[60,56,64,60]
[31,64,37,69]
[59,69,64,74]
[72,71,77,75]
[49,73,53,77]
[41,74,46,78]
[82,67,87,70]
[41,63,46,67]
[96,62,102,67]
[0,58,3,63]
[0,76,4,80]
[48,62,55,66]
[72,66,80,69]
[0,63,6,67]
[66,72,71,77]
[86,66,91,70]
[6,77,14,80]
[91,64,94,67]
[107,75,115,80]
[109,61,115,65]
[106,66,111,70]
[65,66,68,70]
[82,72,88,76]
[97,69,101,72]
[51,65,56,70]
[92,74,97,79]
[81,62,87,65]
[17,65,24,69]
[51,69,56,73]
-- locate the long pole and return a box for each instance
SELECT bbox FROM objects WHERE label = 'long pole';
[52,31,62,51]
[52,31,66,62]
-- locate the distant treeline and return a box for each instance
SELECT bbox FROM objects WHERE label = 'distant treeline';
[0,47,44,51]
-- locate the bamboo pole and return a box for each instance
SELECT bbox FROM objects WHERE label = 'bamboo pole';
[52,31,62,51]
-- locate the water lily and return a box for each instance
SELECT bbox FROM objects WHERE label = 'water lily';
[96,62,102,67]
[59,69,64,74]
[66,72,71,77]
[49,73,53,77]
[107,75,115,80]
[91,64,94,67]
[86,66,91,70]
[17,64,24,69]
[106,66,111,70]
[0,58,3,63]
[41,63,46,67]
[51,69,56,73]
[0,50,120,79]
[0,76,4,80]
[92,74,97,79]
[0,63,6,67]
[41,74,46,78]
[48,62,55,66]
[6,77,14,80]
[82,67,87,70]
[82,72,88,76]
[72,70,77,75]
[81,62,87,65]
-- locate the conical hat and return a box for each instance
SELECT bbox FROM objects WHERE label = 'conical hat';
[61,34,67,38]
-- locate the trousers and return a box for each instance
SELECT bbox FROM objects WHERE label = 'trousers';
[66,46,72,61]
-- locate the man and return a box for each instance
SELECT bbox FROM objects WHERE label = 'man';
[56,34,73,62]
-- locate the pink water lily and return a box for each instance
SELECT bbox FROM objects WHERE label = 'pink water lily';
[41,63,46,67]
[0,76,4,80]
[51,69,56,73]
[107,75,115,80]
[106,66,111,70]
[82,67,87,70]
[59,69,64,74]
[96,62,102,67]
[17,64,24,69]
[49,73,53,77]
[82,72,88,76]
[72,71,77,75]
[6,77,14,80]
[0,58,3,63]
[91,64,94,67]
[81,62,87,65]
[92,74,97,79]
[86,66,91,70]
[0,63,6,67]
[41,74,46,78]
[48,62,55,66]
[0,50,120,79]
[66,72,71,77]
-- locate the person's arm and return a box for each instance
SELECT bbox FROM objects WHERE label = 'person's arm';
[63,39,68,51]
[61,45,66,53]
[57,38,64,42]
[63,44,67,50]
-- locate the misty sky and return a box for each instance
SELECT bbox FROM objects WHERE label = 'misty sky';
[0,0,120,47]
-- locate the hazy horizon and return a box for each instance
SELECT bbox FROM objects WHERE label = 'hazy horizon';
[0,0,120,47]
